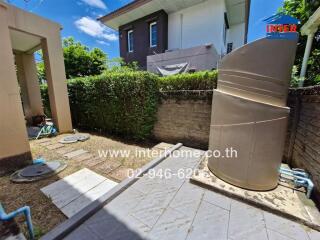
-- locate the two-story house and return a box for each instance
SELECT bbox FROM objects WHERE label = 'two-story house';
[99,0,250,74]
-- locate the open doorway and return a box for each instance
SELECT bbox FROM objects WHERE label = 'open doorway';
[0,3,72,174]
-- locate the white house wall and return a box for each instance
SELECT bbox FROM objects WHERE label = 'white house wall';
[168,0,227,54]
[227,22,245,51]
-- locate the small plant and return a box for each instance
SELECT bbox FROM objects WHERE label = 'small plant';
[33,226,46,239]
[290,65,302,87]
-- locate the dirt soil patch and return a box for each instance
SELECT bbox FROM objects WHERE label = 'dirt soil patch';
[0,131,160,238]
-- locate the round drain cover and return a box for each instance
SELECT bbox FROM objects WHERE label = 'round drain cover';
[20,161,61,177]
[59,134,89,144]
[59,135,79,144]
[76,134,90,142]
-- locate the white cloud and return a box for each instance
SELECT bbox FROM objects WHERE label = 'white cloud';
[81,0,107,10]
[75,16,118,41]
[102,33,118,41]
[96,40,110,46]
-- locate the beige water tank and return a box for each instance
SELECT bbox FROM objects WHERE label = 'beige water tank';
[208,38,297,191]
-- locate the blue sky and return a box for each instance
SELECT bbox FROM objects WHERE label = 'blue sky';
[247,0,284,42]
[7,0,284,59]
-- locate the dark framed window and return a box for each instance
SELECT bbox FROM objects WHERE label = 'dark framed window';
[224,12,229,45]
[227,43,233,53]
[149,21,158,47]
[127,30,133,52]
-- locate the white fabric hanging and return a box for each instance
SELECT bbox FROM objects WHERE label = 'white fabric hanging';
[156,63,189,76]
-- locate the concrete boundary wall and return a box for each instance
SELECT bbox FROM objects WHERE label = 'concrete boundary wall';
[285,86,320,204]
[153,87,320,202]
[153,91,212,149]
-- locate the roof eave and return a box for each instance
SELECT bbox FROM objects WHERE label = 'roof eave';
[98,0,152,24]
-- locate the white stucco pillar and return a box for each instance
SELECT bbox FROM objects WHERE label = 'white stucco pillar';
[299,33,315,86]
[41,32,73,133]
[15,54,31,117]
[15,53,44,122]
[0,4,32,172]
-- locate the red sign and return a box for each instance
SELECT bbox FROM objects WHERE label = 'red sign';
[266,24,297,33]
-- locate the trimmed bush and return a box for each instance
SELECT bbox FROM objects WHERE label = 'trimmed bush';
[40,84,51,117]
[158,70,218,91]
[40,70,217,139]
[41,71,159,140]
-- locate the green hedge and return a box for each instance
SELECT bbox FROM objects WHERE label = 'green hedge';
[40,84,51,118]
[40,70,217,139]
[41,71,159,140]
[158,70,218,91]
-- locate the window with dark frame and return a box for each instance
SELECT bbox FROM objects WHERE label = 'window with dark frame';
[149,21,158,47]
[227,42,233,53]
[127,30,133,52]
[224,12,229,46]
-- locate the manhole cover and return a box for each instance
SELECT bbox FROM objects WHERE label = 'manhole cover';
[59,134,90,144]
[20,162,61,177]
[76,134,90,142]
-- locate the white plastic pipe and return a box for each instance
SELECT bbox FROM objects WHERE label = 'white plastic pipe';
[299,33,315,85]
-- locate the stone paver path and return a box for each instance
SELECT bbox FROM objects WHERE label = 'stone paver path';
[34,136,126,182]
[63,149,89,159]
[56,147,75,155]
[46,143,64,150]
[63,147,320,240]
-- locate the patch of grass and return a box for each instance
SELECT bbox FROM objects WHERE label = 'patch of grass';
[0,132,159,237]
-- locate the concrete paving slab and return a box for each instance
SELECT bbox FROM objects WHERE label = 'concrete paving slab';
[106,187,146,217]
[61,179,118,218]
[41,168,117,218]
[51,175,105,209]
[85,211,146,240]
[169,182,204,218]
[191,156,320,231]
[267,229,292,240]
[131,175,165,195]
[73,153,94,162]
[46,143,64,150]
[147,207,192,240]
[203,189,232,211]
[41,168,94,196]
[229,200,268,240]
[64,149,88,159]
[186,200,229,240]
[82,157,105,168]
[64,226,101,240]
[307,228,320,240]
[56,147,75,155]
[263,212,310,240]
[96,161,121,174]
[130,183,180,228]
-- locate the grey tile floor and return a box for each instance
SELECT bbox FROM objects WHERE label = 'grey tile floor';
[65,147,320,240]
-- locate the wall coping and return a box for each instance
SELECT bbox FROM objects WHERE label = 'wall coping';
[159,85,320,99]
[289,85,320,96]
[160,90,213,100]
